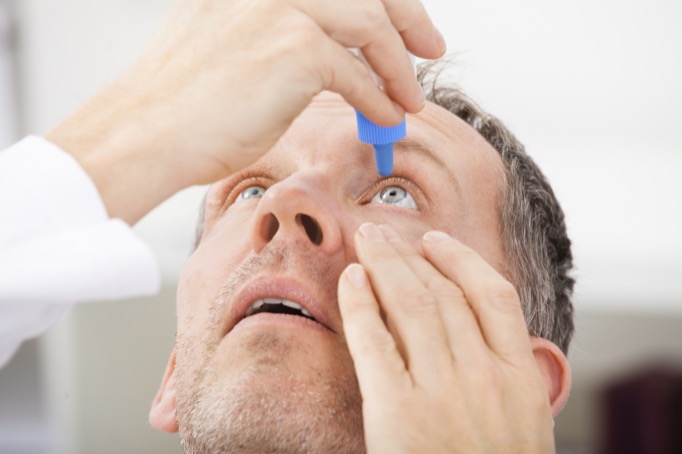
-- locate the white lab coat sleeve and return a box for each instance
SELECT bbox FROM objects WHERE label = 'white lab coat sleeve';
[0,136,160,368]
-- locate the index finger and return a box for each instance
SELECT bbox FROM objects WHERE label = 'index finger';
[362,0,445,112]
[291,0,427,114]
[381,0,447,59]
[421,231,534,361]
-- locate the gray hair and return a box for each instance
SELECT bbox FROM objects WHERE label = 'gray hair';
[418,61,574,354]
[193,66,575,354]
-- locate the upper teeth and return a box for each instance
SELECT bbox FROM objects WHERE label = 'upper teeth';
[245,298,313,318]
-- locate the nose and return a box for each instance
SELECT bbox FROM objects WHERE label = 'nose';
[251,174,343,254]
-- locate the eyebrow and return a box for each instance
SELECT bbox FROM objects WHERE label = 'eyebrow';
[393,138,460,192]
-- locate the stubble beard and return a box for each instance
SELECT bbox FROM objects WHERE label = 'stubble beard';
[174,247,366,454]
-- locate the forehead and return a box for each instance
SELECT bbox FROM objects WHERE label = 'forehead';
[250,92,504,202]
[207,92,505,216]
[272,92,502,178]
[204,92,507,269]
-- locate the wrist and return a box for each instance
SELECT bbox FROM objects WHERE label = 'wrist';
[45,77,189,225]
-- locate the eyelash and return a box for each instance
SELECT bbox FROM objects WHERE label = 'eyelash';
[360,175,424,209]
[224,173,424,209]
[224,171,274,206]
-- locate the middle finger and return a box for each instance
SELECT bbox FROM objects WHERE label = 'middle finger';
[355,223,452,379]
[376,225,490,364]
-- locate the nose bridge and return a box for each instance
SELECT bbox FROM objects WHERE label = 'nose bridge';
[251,172,342,254]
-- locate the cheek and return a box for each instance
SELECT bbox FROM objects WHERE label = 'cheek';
[367,210,436,242]
[453,195,505,272]
[343,206,446,254]
[176,214,254,337]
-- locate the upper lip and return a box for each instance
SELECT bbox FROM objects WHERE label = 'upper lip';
[225,276,336,335]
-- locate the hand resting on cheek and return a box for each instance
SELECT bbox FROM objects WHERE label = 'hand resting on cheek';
[338,223,571,454]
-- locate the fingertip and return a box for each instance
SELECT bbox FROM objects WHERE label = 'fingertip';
[344,263,369,289]
[422,230,451,244]
[400,25,446,60]
[433,28,447,56]
[366,107,406,127]
[405,86,426,114]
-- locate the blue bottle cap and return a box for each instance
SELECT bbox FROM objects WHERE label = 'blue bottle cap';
[355,110,407,177]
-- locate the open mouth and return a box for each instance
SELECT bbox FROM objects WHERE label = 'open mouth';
[244,298,316,322]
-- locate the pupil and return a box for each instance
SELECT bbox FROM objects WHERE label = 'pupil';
[381,186,405,203]
[241,186,265,200]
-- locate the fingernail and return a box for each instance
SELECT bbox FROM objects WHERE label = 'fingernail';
[378,224,401,242]
[359,223,385,242]
[345,263,368,288]
[433,28,447,55]
[423,230,451,243]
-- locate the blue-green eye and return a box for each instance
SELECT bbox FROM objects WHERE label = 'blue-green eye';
[371,186,417,210]
[239,185,266,201]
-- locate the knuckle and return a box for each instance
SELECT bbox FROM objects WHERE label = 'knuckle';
[277,13,320,51]
[349,55,371,83]
[340,297,367,318]
[356,326,395,355]
[389,2,421,30]
[399,246,423,261]
[325,47,378,97]
[291,22,320,48]
[403,289,437,312]
[361,1,389,31]
[425,276,463,302]
[488,280,521,308]
[456,246,480,263]
[364,244,399,265]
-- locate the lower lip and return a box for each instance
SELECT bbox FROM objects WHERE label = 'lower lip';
[231,312,331,334]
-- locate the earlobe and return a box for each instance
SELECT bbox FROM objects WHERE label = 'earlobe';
[149,350,180,433]
[530,337,572,416]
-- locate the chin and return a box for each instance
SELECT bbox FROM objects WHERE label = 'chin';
[175,331,366,454]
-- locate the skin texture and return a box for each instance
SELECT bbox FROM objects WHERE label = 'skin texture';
[40,0,569,450]
[149,93,571,453]
[46,0,444,224]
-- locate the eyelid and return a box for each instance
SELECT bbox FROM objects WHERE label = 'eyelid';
[359,175,425,209]
[224,172,276,207]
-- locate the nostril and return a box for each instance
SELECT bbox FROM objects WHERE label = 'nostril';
[296,214,323,246]
[260,213,280,242]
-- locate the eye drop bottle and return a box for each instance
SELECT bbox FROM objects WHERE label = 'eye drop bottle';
[350,49,415,177]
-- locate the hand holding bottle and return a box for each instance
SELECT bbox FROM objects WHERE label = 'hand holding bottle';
[47,0,446,223]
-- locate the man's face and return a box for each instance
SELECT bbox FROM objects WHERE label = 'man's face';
[172,93,506,453]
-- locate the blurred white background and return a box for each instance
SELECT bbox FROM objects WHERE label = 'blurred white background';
[0,0,681,453]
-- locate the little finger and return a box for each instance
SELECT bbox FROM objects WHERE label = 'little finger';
[422,231,535,363]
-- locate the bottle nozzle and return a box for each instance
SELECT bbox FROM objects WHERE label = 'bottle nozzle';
[355,110,406,177]
[373,143,394,177]
[349,49,413,177]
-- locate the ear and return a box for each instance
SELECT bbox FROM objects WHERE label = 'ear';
[149,350,179,433]
[529,337,572,416]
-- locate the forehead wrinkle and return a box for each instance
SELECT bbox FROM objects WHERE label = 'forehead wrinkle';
[394,138,461,194]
